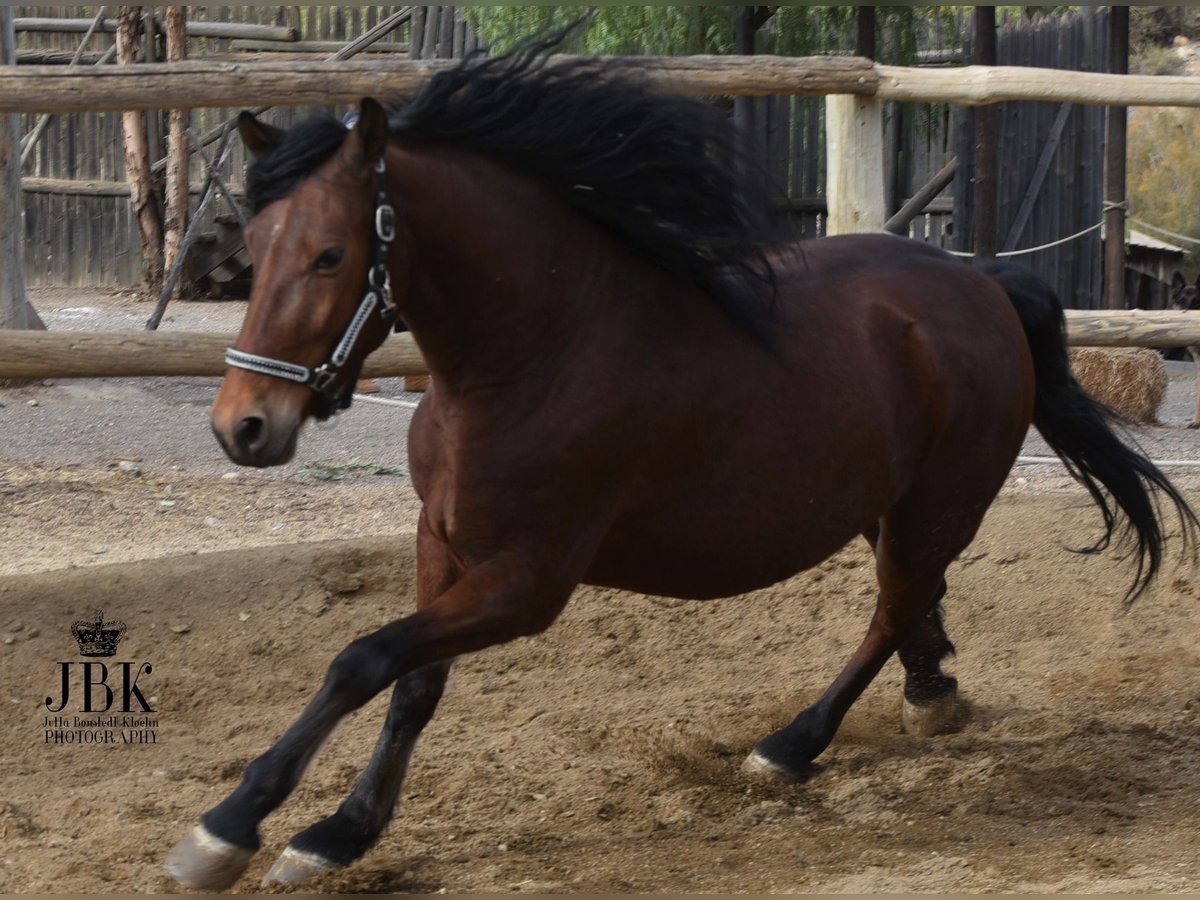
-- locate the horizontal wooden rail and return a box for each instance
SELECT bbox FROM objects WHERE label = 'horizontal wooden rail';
[5,55,1200,114]
[1064,310,1200,348]
[0,331,428,380]
[13,17,298,42]
[0,56,877,113]
[875,64,1200,107]
[1,313,1199,381]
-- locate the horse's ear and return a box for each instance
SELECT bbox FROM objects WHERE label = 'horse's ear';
[349,97,390,164]
[238,111,284,158]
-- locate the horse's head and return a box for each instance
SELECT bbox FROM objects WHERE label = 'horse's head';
[211,99,399,467]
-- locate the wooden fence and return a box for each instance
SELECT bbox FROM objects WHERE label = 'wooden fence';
[11,6,1132,299]
[13,5,461,288]
[954,9,1106,310]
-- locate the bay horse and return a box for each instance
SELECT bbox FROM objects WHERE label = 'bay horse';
[168,44,1195,890]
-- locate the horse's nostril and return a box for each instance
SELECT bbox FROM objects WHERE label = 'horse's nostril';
[234,416,267,455]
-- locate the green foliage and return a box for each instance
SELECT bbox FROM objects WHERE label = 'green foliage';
[1127,107,1200,256]
[463,6,957,63]
[462,7,740,56]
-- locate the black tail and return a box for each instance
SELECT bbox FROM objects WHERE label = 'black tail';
[987,261,1198,602]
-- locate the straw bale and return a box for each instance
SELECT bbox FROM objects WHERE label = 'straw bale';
[1068,347,1167,425]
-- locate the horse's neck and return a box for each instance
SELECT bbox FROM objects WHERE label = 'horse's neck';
[388,143,644,390]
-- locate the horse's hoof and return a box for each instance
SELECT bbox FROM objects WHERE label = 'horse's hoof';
[901,692,963,738]
[261,845,339,887]
[164,824,256,891]
[741,749,805,782]
[1189,421,1200,430]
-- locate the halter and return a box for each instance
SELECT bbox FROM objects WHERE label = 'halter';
[224,157,404,416]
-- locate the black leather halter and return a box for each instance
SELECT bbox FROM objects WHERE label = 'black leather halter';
[224,158,404,417]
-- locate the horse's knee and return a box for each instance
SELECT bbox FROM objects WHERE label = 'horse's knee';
[323,637,393,706]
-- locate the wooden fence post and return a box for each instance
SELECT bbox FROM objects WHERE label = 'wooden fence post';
[116,5,164,294]
[825,93,886,235]
[0,7,41,333]
[972,6,998,261]
[1104,5,1130,310]
[162,6,189,298]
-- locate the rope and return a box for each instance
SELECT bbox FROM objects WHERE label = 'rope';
[353,393,421,410]
[1016,455,1200,469]
[946,220,1104,259]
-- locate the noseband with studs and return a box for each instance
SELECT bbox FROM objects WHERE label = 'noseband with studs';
[224,157,404,417]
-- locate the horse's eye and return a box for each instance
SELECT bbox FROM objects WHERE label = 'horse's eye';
[313,247,345,272]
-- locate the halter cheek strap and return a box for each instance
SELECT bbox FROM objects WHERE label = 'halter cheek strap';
[224,157,404,416]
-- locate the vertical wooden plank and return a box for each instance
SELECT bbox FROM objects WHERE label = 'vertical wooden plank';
[437,3,453,58]
[0,6,32,326]
[409,6,425,59]
[422,7,439,59]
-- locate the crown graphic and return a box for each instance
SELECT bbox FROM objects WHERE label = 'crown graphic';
[71,611,126,658]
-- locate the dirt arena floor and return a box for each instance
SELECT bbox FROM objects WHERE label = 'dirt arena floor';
[1,290,1199,893]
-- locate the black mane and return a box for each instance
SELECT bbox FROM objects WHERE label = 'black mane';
[245,117,349,214]
[246,36,783,337]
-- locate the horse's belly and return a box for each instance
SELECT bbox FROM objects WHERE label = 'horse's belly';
[583,500,872,600]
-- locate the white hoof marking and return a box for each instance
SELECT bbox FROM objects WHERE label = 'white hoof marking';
[741,750,801,782]
[262,844,339,886]
[163,824,255,891]
[901,693,962,738]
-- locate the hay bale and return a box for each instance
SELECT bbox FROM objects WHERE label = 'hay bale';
[1068,347,1167,425]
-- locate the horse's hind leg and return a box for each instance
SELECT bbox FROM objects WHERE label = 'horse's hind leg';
[897,594,963,737]
[745,507,976,780]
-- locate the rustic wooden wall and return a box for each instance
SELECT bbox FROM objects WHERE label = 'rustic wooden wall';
[954,7,1108,310]
[15,5,429,288]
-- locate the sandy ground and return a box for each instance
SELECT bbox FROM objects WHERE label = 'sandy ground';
[1,289,1199,893]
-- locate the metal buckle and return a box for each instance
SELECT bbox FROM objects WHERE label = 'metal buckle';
[312,365,339,394]
[375,204,395,242]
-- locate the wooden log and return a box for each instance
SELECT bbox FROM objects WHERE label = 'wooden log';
[12,17,297,42]
[0,330,429,379]
[6,56,1200,115]
[875,63,1200,107]
[0,56,880,113]
[19,176,244,197]
[2,312,1198,382]
[884,157,957,235]
[825,94,886,234]
[14,49,108,65]
[1064,310,1200,347]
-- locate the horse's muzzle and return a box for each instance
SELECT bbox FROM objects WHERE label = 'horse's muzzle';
[211,411,300,468]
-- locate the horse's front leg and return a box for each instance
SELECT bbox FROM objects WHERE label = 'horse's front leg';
[260,660,453,885]
[164,542,575,891]
[260,516,460,885]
